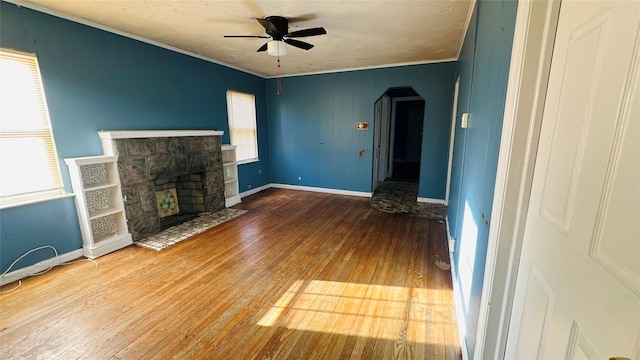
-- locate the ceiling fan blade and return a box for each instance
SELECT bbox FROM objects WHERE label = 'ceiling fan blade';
[284,38,314,50]
[286,27,327,38]
[257,43,268,52]
[224,35,270,38]
[256,18,278,34]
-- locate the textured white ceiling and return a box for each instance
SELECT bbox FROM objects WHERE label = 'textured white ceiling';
[11,0,473,77]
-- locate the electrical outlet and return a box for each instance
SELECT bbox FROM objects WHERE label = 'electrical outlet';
[298,176,302,181]
[258,169,262,175]
[248,184,252,189]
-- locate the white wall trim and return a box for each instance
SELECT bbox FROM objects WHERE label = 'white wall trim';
[456,0,477,60]
[271,184,372,198]
[417,197,446,205]
[0,249,84,286]
[239,183,272,198]
[449,240,471,360]
[268,58,458,79]
[445,77,461,206]
[473,1,561,358]
[0,192,74,210]
[446,216,455,253]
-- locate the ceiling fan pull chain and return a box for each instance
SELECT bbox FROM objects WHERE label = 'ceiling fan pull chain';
[277,57,282,95]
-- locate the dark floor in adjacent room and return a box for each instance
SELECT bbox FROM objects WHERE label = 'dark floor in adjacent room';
[370,180,447,220]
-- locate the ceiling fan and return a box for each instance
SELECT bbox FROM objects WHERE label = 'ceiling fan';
[224,16,327,56]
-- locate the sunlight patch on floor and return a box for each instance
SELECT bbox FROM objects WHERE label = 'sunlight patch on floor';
[258,279,456,344]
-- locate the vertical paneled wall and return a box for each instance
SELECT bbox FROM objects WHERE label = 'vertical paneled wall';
[266,63,456,196]
[0,2,269,273]
[447,0,518,358]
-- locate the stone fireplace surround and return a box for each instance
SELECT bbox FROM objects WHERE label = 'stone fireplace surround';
[99,130,225,240]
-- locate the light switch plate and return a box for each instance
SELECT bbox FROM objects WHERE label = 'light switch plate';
[461,113,469,128]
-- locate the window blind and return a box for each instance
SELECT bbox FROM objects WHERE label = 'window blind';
[226,91,259,162]
[0,49,64,206]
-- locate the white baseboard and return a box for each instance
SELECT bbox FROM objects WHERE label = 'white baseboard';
[448,235,470,360]
[446,217,455,253]
[417,197,447,205]
[271,183,372,198]
[0,249,84,286]
[239,183,272,198]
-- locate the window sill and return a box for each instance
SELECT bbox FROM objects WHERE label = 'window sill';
[237,158,260,165]
[0,193,75,210]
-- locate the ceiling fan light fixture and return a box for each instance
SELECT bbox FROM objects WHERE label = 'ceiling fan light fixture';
[267,40,287,56]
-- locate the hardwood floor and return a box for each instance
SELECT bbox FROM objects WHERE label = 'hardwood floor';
[0,189,461,359]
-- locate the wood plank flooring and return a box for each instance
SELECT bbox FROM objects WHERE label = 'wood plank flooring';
[0,189,461,359]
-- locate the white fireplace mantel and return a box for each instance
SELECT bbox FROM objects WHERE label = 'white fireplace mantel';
[99,130,224,156]
[98,130,223,140]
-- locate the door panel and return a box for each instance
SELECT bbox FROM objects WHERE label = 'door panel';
[513,267,555,359]
[538,11,610,235]
[588,97,640,294]
[506,1,640,359]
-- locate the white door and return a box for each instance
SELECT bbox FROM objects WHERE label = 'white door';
[505,1,640,359]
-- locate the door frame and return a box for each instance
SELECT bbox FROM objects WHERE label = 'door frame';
[473,0,562,358]
[445,77,460,205]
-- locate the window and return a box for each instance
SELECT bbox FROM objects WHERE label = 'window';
[226,90,258,163]
[0,48,64,208]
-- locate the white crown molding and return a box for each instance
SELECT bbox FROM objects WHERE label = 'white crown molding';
[456,0,477,60]
[269,58,459,79]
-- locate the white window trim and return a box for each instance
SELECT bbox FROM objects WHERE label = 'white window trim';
[0,193,74,210]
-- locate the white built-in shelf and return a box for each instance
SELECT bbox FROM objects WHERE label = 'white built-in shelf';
[64,155,132,259]
[221,145,241,207]
[89,207,123,220]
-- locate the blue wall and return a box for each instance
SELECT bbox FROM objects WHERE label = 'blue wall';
[0,2,270,273]
[266,64,456,197]
[447,0,517,358]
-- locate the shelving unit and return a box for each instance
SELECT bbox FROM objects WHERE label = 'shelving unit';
[65,155,132,259]
[221,144,241,207]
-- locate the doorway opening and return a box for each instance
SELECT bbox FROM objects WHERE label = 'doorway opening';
[372,87,425,190]
[391,99,425,180]
[371,87,445,219]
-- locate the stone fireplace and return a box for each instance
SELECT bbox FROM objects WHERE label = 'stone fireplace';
[99,130,225,240]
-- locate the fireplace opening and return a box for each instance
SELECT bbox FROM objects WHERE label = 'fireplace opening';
[155,172,207,230]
